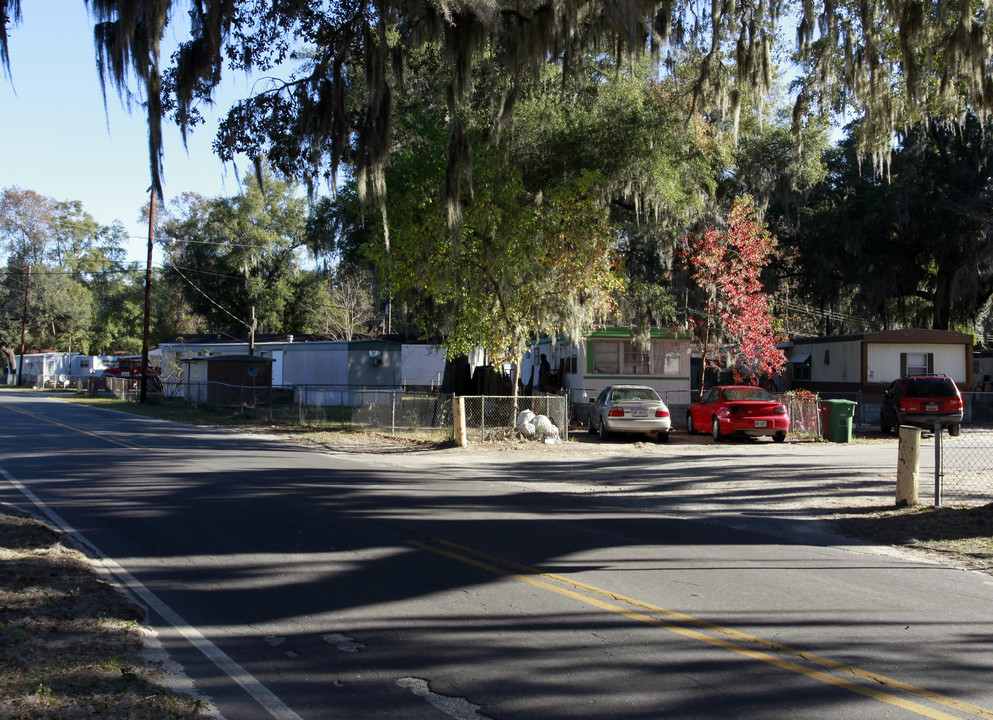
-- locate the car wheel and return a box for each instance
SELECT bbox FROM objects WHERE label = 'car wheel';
[949,424,961,437]
[711,417,722,442]
[657,430,670,444]
[686,413,697,435]
[599,420,611,441]
[773,432,786,443]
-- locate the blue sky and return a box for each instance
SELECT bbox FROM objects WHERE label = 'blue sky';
[1,3,256,263]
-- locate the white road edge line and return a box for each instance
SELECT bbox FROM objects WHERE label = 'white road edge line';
[0,465,305,720]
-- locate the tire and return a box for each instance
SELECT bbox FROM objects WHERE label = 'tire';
[599,420,611,441]
[657,430,670,444]
[949,424,961,437]
[712,417,722,442]
[880,409,892,434]
[686,413,697,435]
[773,432,786,443]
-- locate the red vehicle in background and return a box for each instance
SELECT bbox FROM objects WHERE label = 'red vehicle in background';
[879,374,963,436]
[102,355,159,379]
[687,385,790,443]
[101,355,161,390]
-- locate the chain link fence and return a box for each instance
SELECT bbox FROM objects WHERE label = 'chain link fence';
[776,392,822,439]
[963,391,993,426]
[460,395,569,442]
[92,378,568,443]
[292,387,454,441]
[181,383,455,442]
[90,375,162,402]
[932,393,993,506]
[935,426,993,506]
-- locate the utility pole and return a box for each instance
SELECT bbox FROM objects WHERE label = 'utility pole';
[140,188,154,403]
[17,266,30,387]
[248,305,256,356]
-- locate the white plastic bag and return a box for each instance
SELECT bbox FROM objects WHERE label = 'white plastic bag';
[516,410,537,438]
[533,414,559,440]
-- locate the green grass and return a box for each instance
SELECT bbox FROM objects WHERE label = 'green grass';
[63,393,261,426]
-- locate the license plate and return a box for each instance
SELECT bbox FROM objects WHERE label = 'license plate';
[754,420,768,428]
[632,409,648,417]
[925,403,939,411]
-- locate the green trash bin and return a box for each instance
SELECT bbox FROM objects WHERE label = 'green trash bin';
[820,399,857,442]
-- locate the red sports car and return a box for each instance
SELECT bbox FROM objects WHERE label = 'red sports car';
[687,385,790,442]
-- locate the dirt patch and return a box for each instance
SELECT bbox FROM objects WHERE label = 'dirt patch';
[266,426,452,452]
[0,506,211,719]
[832,502,993,575]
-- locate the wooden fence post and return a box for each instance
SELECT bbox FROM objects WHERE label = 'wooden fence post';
[454,396,468,448]
[896,425,921,507]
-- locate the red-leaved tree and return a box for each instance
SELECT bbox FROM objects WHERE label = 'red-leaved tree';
[684,196,786,398]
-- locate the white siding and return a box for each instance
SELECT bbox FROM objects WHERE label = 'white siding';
[792,340,861,383]
[281,346,348,385]
[401,345,446,387]
[270,350,283,386]
[70,355,111,379]
[866,343,966,384]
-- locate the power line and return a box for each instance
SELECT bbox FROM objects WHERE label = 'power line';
[166,261,251,330]
[168,265,242,281]
[781,300,883,331]
[157,237,282,249]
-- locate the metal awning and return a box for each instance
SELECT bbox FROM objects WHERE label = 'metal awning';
[789,354,811,363]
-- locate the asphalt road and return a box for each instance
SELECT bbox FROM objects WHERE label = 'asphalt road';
[2,389,992,720]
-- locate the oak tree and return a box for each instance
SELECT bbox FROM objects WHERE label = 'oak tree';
[7,1,990,234]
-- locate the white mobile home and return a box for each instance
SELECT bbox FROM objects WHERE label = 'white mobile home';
[525,327,695,405]
[4,352,74,388]
[785,329,974,396]
[156,337,446,400]
[70,355,114,383]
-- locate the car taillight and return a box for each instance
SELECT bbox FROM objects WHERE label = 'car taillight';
[656,409,669,418]
[774,405,787,415]
[728,406,745,415]
[608,407,625,417]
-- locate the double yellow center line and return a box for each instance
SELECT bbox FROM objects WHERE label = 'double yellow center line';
[411,538,992,720]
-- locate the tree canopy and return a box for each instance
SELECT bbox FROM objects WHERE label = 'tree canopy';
[160,170,312,336]
[0,186,143,367]
[6,1,993,362]
[786,114,993,334]
[5,0,991,220]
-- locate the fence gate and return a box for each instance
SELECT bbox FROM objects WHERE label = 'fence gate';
[933,422,993,507]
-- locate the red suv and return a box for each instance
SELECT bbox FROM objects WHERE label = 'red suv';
[879,374,963,436]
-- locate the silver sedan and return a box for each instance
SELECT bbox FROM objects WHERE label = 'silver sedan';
[588,384,671,442]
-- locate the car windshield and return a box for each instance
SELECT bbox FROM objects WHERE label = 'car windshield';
[905,379,958,398]
[721,387,774,402]
[612,388,660,402]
